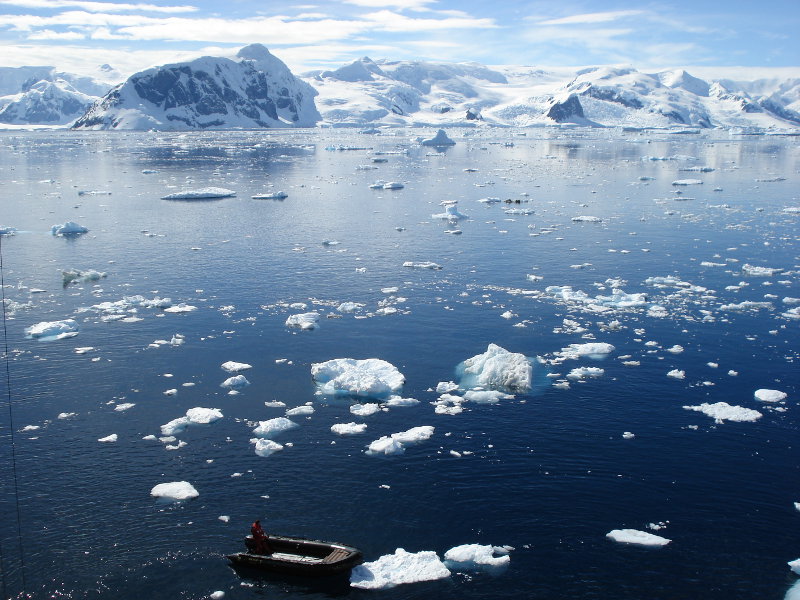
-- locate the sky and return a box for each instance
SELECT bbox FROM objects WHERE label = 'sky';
[0,0,798,78]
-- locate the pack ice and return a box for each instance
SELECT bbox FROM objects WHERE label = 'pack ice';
[456,344,533,392]
[311,358,404,397]
[350,548,451,589]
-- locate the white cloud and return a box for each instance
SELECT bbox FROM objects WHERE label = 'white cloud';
[0,0,197,12]
[342,0,436,9]
[361,10,497,32]
[27,28,86,40]
[535,10,645,26]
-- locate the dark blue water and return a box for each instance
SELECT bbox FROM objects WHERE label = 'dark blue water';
[0,128,798,599]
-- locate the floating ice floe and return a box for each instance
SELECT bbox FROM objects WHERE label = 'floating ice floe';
[790,558,800,575]
[545,285,647,313]
[683,402,762,423]
[252,416,298,438]
[163,303,197,313]
[286,404,315,416]
[351,403,381,416]
[462,389,514,403]
[567,367,605,380]
[403,261,442,270]
[606,529,671,547]
[443,544,511,569]
[331,422,368,435]
[350,548,450,589]
[221,375,249,389]
[366,426,435,456]
[286,312,320,330]
[160,407,223,436]
[51,221,88,236]
[421,129,456,147]
[150,481,198,501]
[457,344,533,392]
[571,216,602,222]
[250,438,283,457]
[671,179,703,186]
[337,302,365,313]
[667,369,686,379]
[0,226,18,236]
[62,269,106,285]
[741,264,782,277]
[161,187,235,200]
[25,319,79,340]
[311,358,404,398]
[221,360,252,373]
[556,342,615,360]
[754,389,787,403]
[114,403,135,412]
[98,434,117,443]
[382,182,404,190]
[252,191,288,199]
[432,202,468,220]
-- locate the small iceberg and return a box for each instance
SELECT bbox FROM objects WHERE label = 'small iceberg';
[161,187,235,200]
[285,312,320,330]
[402,261,442,270]
[331,422,368,435]
[350,548,450,589]
[457,343,533,392]
[51,221,88,236]
[366,425,435,456]
[252,416,298,439]
[432,201,468,220]
[443,544,511,569]
[606,529,671,547]
[250,438,283,457]
[25,319,79,340]
[421,129,456,146]
[571,215,602,223]
[382,182,404,190]
[671,179,703,186]
[150,481,199,501]
[311,358,404,398]
[0,226,18,236]
[754,389,787,403]
[252,191,288,200]
[62,269,106,285]
[221,374,249,389]
[221,360,252,373]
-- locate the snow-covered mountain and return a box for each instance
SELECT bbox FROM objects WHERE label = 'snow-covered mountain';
[1,47,798,131]
[73,44,319,130]
[0,65,116,126]
[305,59,800,130]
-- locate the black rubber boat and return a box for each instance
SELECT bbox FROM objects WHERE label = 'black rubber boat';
[226,534,364,576]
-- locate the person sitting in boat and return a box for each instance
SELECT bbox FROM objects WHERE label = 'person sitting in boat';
[250,519,272,554]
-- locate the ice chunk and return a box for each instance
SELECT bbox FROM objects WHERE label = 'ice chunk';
[252,416,298,438]
[25,319,79,340]
[286,312,320,330]
[432,202,468,220]
[210,591,225,599]
[98,434,117,443]
[331,422,368,435]
[286,404,315,416]
[251,438,283,457]
[742,264,782,277]
[567,367,604,380]
[186,407,223,424]
[337,302,365,313]
[671,179,703,186]
[667,369,686,379]
[382,182,404,190]
[163,303,196,313]
[221,375,249,389]
[51,221,88,235]
[114,403,135,412]
[754,389,787,403]
[436,381,459,394]
[403,261,442,270]
[311,358,404,398]
[385,395,420,407]
[161,187,235,200]
[557,342,615,360]
[421,129,456,146]
[457,344,533,392]
[221,360,252,373]
[571,216,602,222]
[463,390,513,403]
[351,403,381,416]
[366,426,434,456]
[252,191,287,199]
[150,481,198,501]
[606,529,671,546]
[62,269,106,285]
[443,543,511,568]
[666,345,684,354]
[682,402,762,423]
[350,548,450,589]
[0,226,18,236]
[790,558,800,575]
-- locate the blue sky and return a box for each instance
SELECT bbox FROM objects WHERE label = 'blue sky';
[0,0,797,76]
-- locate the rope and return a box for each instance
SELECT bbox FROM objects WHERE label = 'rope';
[0,232,27,595]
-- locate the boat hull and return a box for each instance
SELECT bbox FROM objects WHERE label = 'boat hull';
[227,535,363,577]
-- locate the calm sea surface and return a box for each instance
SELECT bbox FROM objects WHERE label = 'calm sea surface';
[0,128,798,599]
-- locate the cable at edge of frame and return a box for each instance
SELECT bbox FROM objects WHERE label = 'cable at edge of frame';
[0,232,27,596]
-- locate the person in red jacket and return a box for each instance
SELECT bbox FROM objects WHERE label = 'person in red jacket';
[250,520,271,554]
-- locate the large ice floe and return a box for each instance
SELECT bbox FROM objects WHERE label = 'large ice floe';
[754,389,787,403]
[683,402,762,423]
[311,358,404,398]
[366,426,435,456]
[51,221,88,236]
[350,548,450,589]
[420,129,456,146]
[160,407,223,436]
[160,187,235,200]
[606,529,671,547]
[25,319,79,340]
[150,481,198,501]
[456,344,533,392]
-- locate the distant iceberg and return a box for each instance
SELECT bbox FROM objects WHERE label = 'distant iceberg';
[432,201,468,220]
[421,129,455,146]
[161,187,235,200]
[25,319,79,340]
[51,221,88,236]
